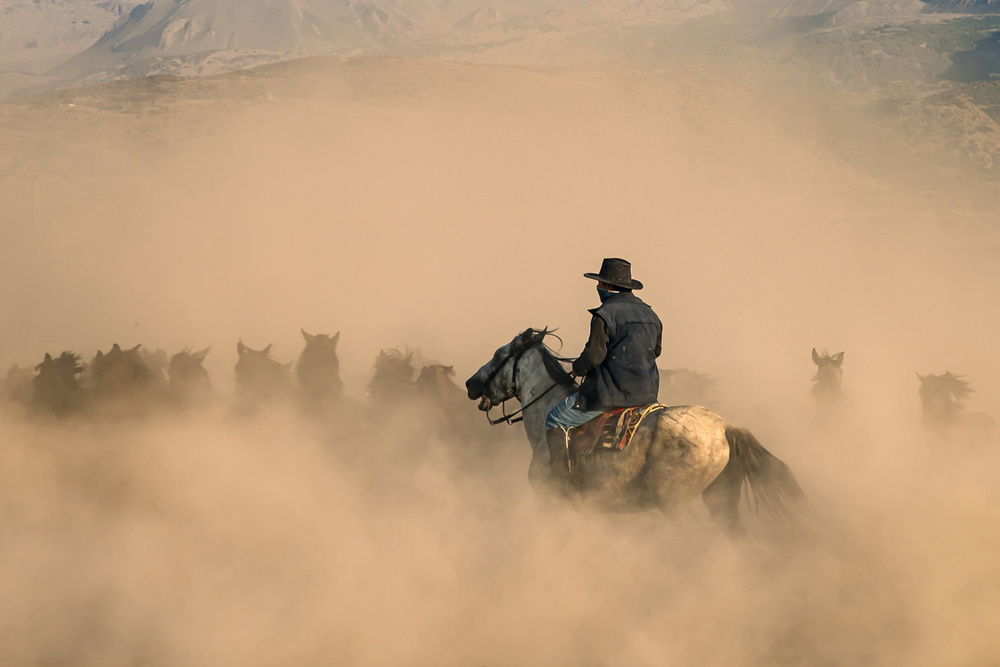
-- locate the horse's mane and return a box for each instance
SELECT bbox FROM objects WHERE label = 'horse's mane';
[522,328,576,386]
[372,347,416,377]
[920,372,973,401]
[37,351,83,375]
[417,364,456,383]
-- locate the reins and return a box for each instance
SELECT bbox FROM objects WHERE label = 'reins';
[486,378,566,425]
[484,340,575,426]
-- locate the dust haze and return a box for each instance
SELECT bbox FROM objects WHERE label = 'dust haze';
[1,50,999,665]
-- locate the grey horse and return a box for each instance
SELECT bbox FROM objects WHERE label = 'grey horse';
[811,348,845,422]
[466,329,805,535]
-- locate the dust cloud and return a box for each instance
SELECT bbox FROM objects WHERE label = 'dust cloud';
[1,55,999,665]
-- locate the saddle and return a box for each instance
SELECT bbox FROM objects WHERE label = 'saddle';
[568,404,667,462]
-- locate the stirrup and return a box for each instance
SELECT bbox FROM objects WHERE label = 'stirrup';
[546,427,571,476]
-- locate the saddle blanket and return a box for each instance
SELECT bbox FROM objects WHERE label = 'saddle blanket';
[569,403,667,460]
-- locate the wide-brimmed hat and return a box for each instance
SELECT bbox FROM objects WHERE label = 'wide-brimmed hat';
[584,257,643,290]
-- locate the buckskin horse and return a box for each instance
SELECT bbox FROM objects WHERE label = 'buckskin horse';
[466,329,805,535]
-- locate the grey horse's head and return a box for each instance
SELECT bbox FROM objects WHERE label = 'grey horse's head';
[466,329,546,411]
[811,348,844,395]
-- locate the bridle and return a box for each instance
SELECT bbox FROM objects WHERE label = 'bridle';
[480,340,575,426]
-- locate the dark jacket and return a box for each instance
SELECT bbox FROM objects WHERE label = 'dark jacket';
[573,291,662,411]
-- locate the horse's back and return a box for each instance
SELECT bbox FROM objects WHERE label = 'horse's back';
[644,405,731,505]
[656,404,729,444]
[580,404,730,512]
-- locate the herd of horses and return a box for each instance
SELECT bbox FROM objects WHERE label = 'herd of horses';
[810,347,997,440]
[1,330,473,423]
[2,332,992,440]
[1,328,993,537]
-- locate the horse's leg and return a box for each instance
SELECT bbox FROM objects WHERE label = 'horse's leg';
[702,462,746,537]
[528,454,551,491]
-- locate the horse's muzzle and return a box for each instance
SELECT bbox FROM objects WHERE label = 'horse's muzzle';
[477,396,492,412]
[466,376,484,401]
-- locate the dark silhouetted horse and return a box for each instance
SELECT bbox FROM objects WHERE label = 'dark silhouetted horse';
[918,372,996,443]
[86,344,165,414]
[31,352,85,416]
[296,330,342,403]
[368,347,416,409]
[5,363,35,405]
[139,347,170,385]
[416,364,462,405]
[416,363,464,429]
[235,341,293,406]
[417,362,507,454]
[168,348,213,406]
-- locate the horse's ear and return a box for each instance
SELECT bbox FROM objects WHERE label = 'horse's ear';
[263,344,273,355]
[519,329,534,344]
[811,348,821,364]
[112,343,121,352]
[95,350,104,361]
[532,329,547,345]
[194,347,211,361]
[916,372,924,382]
[44,353,52,362]
[237,341,246,357]
[832,351,844,367]
[301,329,314,344]
[331,331,340,349]
[130,344,142,353]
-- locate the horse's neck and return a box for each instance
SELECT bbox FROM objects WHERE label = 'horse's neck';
[813,381,843,400]
[813,368,842,393]
[516,349,574,449]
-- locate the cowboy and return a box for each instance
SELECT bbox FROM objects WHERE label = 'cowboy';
[546,258,662,484]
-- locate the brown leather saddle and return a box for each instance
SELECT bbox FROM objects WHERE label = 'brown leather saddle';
[568,404,666,462]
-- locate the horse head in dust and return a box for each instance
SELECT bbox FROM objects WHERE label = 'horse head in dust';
[297,329,342,400]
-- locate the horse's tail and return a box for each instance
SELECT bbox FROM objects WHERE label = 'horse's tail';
[724,426,806,522]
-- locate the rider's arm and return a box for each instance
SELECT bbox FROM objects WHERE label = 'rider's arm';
[572,316,609,377]
[654,329,662,358]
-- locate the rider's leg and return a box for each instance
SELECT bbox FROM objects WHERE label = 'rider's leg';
[545,393,603,485]
[546,427,570,484]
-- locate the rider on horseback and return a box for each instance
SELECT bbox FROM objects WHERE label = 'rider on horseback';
[546,258,662,486]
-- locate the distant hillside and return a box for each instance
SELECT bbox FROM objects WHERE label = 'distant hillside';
[38,0,739,87]
[5,0,1000,99]
[0,0,140,96]
[923,0,1000,12]
[51,0,433,82]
